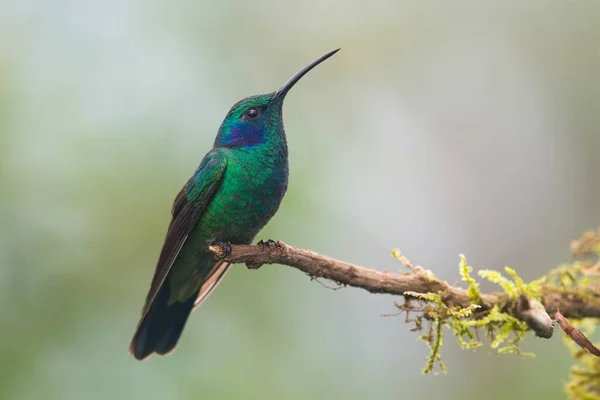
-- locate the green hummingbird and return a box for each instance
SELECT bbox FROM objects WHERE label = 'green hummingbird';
[130,49,340,360]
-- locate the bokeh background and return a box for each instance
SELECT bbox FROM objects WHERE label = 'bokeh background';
[1,1,599,399]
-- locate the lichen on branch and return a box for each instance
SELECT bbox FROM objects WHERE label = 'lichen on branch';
[209,227,600,385]
[397,255,538,373]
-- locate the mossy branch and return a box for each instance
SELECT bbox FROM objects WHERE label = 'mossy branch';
[209,234,600,323]
[209,228,600,379]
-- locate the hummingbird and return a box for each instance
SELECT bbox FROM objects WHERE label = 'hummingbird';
[130,49,340,360]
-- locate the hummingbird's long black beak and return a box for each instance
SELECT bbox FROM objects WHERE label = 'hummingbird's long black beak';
[271,48,340,103]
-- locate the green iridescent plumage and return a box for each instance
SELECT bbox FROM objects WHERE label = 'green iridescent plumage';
[130,49,340,360]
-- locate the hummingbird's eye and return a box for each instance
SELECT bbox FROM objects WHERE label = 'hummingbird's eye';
[245,108,259,119]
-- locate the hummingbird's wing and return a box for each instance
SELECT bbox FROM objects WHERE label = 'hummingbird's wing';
[141,150,228,317]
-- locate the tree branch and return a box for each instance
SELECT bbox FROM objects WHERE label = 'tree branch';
[209,240,600,327]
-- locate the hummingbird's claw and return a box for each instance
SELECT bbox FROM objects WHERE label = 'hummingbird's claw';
[257,239,280,249]
[247,239,280,270]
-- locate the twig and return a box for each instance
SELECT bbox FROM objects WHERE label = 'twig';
[556,310,600,357]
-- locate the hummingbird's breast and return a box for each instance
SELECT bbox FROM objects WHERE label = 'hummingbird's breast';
[201,147,288,244]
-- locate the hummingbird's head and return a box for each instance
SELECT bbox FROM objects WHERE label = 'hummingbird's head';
[214,49,340,149]
[214,93,280,149]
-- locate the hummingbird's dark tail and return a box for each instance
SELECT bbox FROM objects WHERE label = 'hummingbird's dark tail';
[129,283,196,361]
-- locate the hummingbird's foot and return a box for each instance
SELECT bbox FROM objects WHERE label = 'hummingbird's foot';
[246,240,280,270]
[257,239,281,249]
[208,241,232,259]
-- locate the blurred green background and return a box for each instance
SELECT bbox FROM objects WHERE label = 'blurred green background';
[1,1,599,399]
